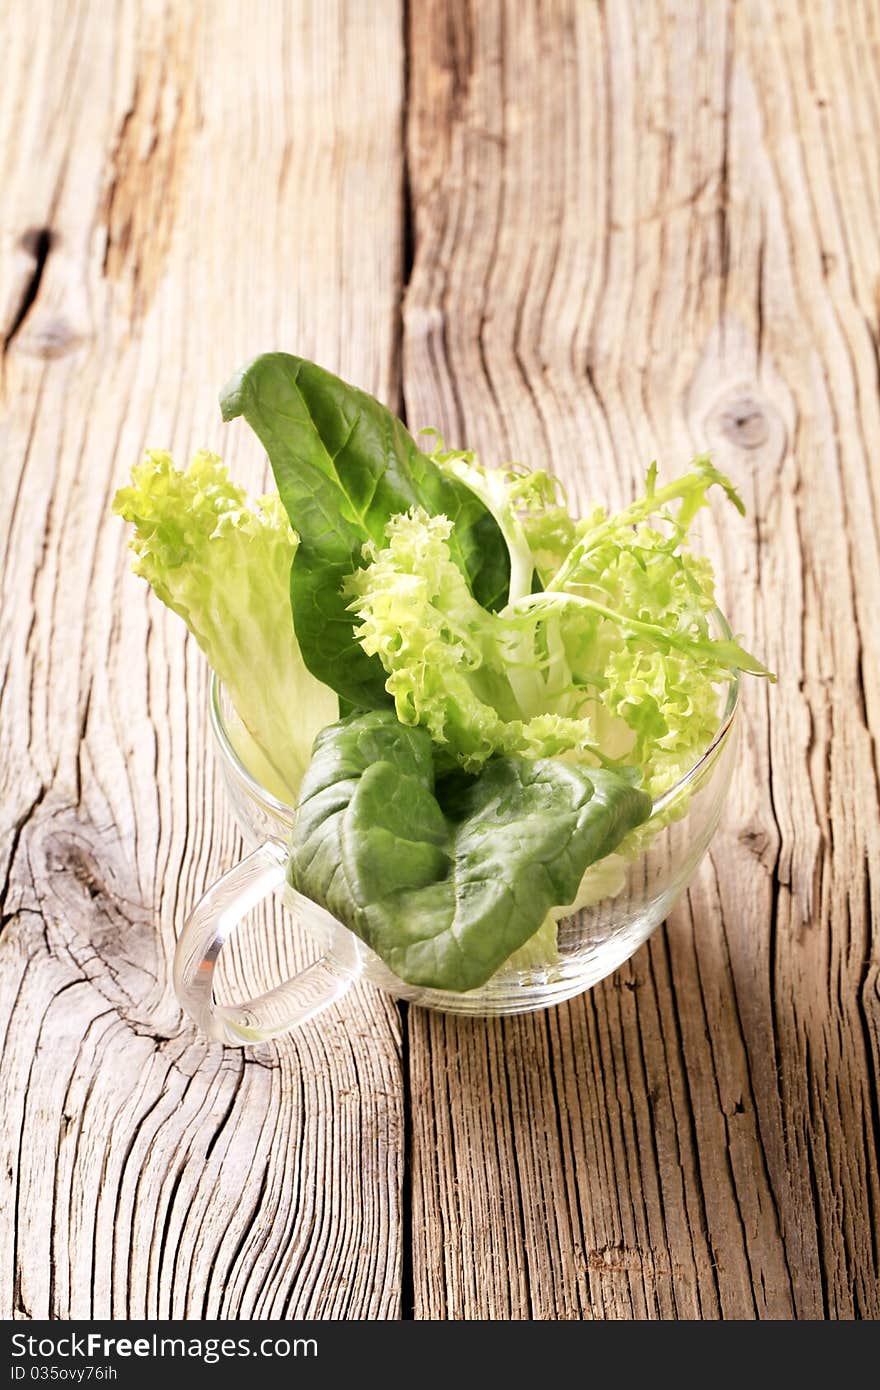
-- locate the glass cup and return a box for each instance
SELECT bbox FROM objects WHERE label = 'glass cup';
[174,629,740,1045]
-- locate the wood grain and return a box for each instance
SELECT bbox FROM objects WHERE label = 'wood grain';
[0,0,405,1319]
[2,0,878,1324]
[403,0,880,1319]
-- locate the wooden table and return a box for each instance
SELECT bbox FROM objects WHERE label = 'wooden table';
[2,0,878,1321]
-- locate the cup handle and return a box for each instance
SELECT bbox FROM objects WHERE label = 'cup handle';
[173,842,362,1046]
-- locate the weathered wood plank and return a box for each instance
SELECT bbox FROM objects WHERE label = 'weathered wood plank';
[0,0,405,1320]
[404,0,880,1319]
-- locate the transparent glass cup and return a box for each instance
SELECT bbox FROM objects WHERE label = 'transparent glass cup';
[175,637,740,1045]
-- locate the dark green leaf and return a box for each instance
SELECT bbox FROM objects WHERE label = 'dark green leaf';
[290,710,653,991]
[220,354,510,707]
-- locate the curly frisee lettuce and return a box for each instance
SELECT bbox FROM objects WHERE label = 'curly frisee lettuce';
[113,450,337,802]
[346,460,772,799]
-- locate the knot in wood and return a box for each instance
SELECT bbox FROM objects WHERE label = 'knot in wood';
[22,316,84,359]
[717,396,769,450]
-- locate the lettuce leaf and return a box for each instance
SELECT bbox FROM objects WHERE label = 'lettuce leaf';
[113,449,337,801]
[345,509,602,769]
[505,850,628,974]
[289,709,652,990]
[219,355,510,708]
[423,431,581,593]
[348,462,773,797]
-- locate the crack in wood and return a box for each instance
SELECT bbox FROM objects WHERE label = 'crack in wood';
[3,228,53,355]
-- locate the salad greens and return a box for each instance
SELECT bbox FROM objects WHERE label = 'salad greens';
[346,460,771,798]
[421,431,588,596]
[290,710,651,991]
[115,354,773,992]
[112,449,336,800]
[220,354,509,709]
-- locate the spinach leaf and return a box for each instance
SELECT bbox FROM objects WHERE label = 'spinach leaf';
[220,354,510,708]
[290,710,652,991]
